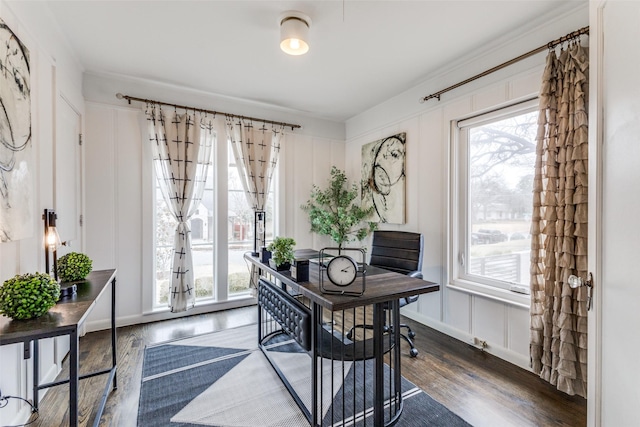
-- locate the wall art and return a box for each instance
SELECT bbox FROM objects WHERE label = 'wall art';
[0,17,33,242]
[361,132,406,224]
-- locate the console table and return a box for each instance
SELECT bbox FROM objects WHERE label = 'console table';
[0,269,117,427]
[245,252,439,427]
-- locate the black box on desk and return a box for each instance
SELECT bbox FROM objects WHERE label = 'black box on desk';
[260,246,272,263]
[291,259,309,282]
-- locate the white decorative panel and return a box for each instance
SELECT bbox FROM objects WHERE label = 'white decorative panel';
[0,344,24,425]
[85,104,116,270]
[286,134,313,248]
[510,70,541,100]
[472,296,506,347]
[472,84,507,112]
[507,305,530,357]
[417,290,441,322]
[445,288,471,333]
[114,109,143,318]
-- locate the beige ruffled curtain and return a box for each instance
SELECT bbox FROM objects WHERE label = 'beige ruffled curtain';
[530,44,589,397]
[146,104,215,313]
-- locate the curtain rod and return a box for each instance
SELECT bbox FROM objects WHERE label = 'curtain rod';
[115,93,301,130]
[419,26,589,104]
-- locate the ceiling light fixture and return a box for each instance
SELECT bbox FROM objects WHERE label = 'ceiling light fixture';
[280,11,311,56]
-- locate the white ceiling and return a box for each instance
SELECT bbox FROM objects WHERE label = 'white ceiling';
[44,1,585,122]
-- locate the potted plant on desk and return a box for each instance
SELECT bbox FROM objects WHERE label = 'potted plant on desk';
[267,237,296,271]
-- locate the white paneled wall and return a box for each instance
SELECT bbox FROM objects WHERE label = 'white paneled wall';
[82,92,346,330]
[345,63,547,370]
[282,134,346,250]
[83,105,144,326]
[0,1,85,425]
[342,8,588,370]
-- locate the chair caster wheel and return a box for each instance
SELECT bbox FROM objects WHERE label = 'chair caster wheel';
[408,331,416,339]
[409,348,418,358]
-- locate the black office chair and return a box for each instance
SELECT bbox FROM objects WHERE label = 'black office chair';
[348,230,424,357]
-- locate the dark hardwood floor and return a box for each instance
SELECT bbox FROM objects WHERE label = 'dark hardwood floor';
[27,306,585,426]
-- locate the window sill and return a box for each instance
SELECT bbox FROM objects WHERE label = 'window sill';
[143,296,256,316]
[447,279,530,309]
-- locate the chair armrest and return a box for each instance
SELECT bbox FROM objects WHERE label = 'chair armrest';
[402,271,422,306]
[407,270,423,279]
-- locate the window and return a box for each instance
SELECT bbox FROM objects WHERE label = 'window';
[153,163,215,307]
[227,140,276,296]
[152,136,278,307]
[454,101,537,296]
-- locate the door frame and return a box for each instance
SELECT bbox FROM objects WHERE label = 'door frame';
[587,1,605,426]
[55,92,84,252]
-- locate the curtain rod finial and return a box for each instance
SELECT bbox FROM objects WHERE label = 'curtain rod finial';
[116,93,124,100]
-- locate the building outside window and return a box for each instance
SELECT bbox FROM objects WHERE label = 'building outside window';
[454,101,537,295]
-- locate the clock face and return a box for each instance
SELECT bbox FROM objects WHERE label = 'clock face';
[326,255,358,287]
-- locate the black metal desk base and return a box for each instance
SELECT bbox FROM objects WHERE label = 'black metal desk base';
[258,279,403,427]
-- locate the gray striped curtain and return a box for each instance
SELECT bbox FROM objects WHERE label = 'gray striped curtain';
[146,105,214,312]
[530,43,589,397]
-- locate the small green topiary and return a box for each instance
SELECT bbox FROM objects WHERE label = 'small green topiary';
[267,237,296,267]
[56,252,93,282]
[0,273,61,320]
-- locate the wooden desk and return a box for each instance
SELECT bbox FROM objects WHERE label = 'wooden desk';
[246,252,439,427]
[0,269,117,427]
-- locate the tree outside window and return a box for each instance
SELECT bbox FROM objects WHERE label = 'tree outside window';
[460,108,537,290]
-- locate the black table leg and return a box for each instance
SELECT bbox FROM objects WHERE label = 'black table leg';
[33,340,39,412]
[312,302,320,427]
[392,300,403,420]
[373,302,384,427]
[111,277,117,389]
[69,327,78,427]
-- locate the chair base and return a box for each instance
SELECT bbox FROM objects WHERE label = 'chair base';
[347,323,418,357]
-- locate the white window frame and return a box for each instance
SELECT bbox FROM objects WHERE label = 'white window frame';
[450,99,538,307]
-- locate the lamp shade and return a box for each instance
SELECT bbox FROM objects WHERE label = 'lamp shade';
[280,11,311,55]
[46,225,61,248]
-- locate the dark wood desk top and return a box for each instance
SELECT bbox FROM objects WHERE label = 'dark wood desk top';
[246,252,439,311]
[0,269,117,345]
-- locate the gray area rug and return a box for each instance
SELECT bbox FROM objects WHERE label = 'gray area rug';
[137,324,471,426]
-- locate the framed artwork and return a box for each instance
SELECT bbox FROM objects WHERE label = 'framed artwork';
[0,17,33,242]
[361,132,406,224]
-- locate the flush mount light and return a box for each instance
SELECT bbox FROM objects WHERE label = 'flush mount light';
[280,11,311,55]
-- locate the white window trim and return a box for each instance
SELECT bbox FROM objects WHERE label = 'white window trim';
[449,98,537,307]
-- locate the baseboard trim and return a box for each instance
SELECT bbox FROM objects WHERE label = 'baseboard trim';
[7,362,60,426]
[40,363,60,390]
[401,309,532,371]
[11,406,34,427]
[84,298,257,333]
